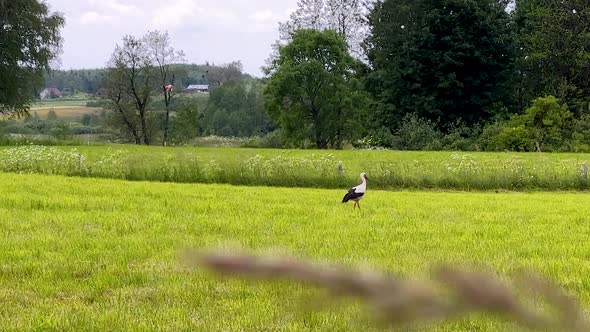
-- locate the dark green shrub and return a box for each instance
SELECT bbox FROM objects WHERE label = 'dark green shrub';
[392,113,443,150]
[441,123,481,151]
[480,96,571,152]
[50,121,73,140]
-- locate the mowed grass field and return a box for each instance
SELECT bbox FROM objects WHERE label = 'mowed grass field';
[30,106,100,121]
[2,172,590,330]
[32,98,92,108]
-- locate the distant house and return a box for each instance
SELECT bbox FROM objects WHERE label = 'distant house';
[185,84,209,93]
[39,88,63,99]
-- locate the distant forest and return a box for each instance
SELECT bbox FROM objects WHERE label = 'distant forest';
[43,62,251,95]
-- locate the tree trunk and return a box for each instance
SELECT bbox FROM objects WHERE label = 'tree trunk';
[163,91,171,146]
[117,107,141,145]
[311,104,327,149]
[163,107,170,146]
[140,109,150,145]
[316,139,328,149]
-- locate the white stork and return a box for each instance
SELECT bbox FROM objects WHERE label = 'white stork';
[342,172,368,209]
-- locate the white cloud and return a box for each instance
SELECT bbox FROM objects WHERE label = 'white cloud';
[213,10,238,22]
[250,9,284,24]
[151,0,205,29]
[90,0,140,16]
[45,0,301,75]
[79,11,114,25]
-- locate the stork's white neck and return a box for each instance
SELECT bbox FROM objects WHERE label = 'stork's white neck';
[356,177,367,193]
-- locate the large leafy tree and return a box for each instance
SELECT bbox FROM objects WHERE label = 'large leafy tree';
[365,0,516,130]
[265,29,367,149]
[99,61,142,144]
[0,0,64,117]
[513,0,590,114]
[101,35,157,145]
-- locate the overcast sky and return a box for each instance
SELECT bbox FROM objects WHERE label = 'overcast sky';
[45,0,298,76]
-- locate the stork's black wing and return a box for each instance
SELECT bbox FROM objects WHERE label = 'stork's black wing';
[342,188,364,203]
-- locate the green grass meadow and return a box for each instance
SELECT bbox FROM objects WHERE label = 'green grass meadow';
[2,172,590,330]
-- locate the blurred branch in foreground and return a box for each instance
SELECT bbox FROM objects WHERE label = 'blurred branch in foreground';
[186,250,589,331]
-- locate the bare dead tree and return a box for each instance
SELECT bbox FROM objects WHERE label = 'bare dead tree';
[144,30,185,146]
[277,0,373,58]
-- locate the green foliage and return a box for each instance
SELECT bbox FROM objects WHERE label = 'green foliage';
[50,121,73,140]
[45,69,104,95]
[265,29,368,149]
[360,127,397,149]
[80,113,100,126]
[363,116,480,151]
[43,63,250,96]
[46,110,58,121]
[0,122,7,143]
[365,0,516,129]
[0,0,64,117]
[440,123,481,151]
[170,103,202,144]
[24,114,50,134]
[5,0,590,152]
[203,79,273,137]
[98,30,254,145]
[483,123,533,152]
[514,0,590,114]
[69,123,102,135]
[1,110,105,142]
[519,95,572,150]
[202,61,245,86]
[391,113,443,151]
[570,114,590,152]
[485,96,572,152]
[101,34,157,145]
[241,130,285,149]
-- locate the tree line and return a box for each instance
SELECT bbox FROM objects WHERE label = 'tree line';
[265,0,590,151]
[42,63,249,97]
[3,0,590,152]
[95,31,271,146]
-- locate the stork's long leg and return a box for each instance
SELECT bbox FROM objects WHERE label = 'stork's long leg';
[353,201,357,209]
[357,201,361,210]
